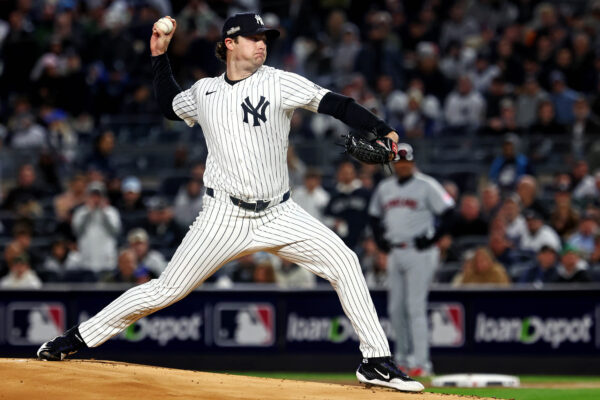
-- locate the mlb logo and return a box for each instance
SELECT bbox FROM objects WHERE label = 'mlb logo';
[214,303,275,347]
[428,303,465,347]
[7,302,65,346]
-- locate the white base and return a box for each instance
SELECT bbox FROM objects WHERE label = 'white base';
[356,371,425,392]
[431,373,520,388]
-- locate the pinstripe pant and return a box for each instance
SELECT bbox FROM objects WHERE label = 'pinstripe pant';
[79,194,391,358]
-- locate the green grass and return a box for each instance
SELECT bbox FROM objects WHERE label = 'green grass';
[229,372,600,400]
[427,388,600,400]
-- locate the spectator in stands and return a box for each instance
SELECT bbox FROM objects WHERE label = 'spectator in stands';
[521,208,562,253]
[72,181,121,274]
[354,11,403,89]
[398,88,437,138]
[42,237,82,274]
[292,169,330,223]
[2,163,44,217]
[1,242,23,279]
[440,2,479,51]
[6,109,47,149]
[173,177,204,229]
[143,196,183,250]
[274,259,316,289]
[468,51,501,93]
[553,244,592,283]
[253,258,276,284]
[408,42,451,101]
[497,194,527,245]
[126,228,167,277]
[116,176,146,213]
[324,160,371,250]
[0,253,42,289]
[85,130,117,178]
[442,180,460,203]
[550,183,580,240]
[570,97,600,157]
[488,133,533,192]
[516,175,548,219]
[452,247,510,286]
[11,220,43,271]
[530,100,565,136]
[570,160,596,200]
[449,194,488,238]
[519,245,559,285]
[480,183,501,223]
[231,254,256,283]
[103,248,154,285]
[481,98,522,136]
[549,70,579,125]
[443,74,486,134]
[364,249,388,289]
[54,173,87,222]
[567,212,599,261]
[488,232,520,271]
[516,75,549,128]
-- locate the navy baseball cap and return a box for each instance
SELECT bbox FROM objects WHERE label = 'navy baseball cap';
[222,13,280,40]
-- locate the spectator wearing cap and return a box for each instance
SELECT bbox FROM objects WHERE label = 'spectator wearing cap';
[116,176,146,213]
[516,75,549,129]
[550,181,579,239]
[443,75,486,134]
[489,134,533,192]
[407,42,452,101]
[550,70,580,125]
[72,181,121,273]
[567,211,599,261]
[126,228,167,276]
[552,244,592,283]
[292,169,330,223]
[520,208,561,253]
[519,245,559,285]
[0,253,42,289]
[173,177,204,229]
[143,196,183,250]
[469,51,501,93]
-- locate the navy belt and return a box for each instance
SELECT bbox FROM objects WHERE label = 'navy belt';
[206,187,290,212]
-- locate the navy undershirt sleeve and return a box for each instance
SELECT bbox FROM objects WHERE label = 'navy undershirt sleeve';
[151,54,183,121]
[317,92,394,137]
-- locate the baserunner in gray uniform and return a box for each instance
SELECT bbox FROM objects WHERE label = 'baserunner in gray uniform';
[368,143,455,376]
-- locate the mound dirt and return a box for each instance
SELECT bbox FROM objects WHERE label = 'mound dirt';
[1,358,491,400]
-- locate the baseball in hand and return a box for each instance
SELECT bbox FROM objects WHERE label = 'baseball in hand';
[156,17,173,34]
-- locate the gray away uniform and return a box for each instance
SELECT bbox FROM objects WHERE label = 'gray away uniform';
[369,171,454,372]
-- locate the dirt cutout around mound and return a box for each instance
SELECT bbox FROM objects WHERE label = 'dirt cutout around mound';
[1,358,492,400]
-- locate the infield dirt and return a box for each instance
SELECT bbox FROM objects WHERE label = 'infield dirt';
[1,358,493,400]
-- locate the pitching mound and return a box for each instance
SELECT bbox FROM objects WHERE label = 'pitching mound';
[2,358,491,400]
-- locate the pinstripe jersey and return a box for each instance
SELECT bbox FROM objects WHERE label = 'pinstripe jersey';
[369,171,455,242]
[173,66,329,200]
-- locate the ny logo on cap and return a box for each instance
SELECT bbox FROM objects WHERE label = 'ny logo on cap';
[241,96,269,126]
[255,14,264,25]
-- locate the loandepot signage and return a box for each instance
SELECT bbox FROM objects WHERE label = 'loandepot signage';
[475,313,593,348]
[286,313,394,343]
[119,314,202,346]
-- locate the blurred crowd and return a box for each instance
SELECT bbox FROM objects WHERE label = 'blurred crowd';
[2,0,600,288]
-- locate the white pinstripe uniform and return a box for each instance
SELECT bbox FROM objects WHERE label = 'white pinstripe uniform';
[78,65,391,359]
